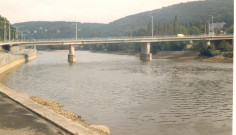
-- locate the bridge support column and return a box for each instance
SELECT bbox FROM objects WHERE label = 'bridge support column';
[140,42,152,61]
[33,45,36,50]
[68,45,76,63]
[207,41,211,46]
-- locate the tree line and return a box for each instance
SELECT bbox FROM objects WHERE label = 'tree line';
[87,15,233,56]
[0,15,19,41]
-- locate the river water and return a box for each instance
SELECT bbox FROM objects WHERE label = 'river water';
[0,51,232,135]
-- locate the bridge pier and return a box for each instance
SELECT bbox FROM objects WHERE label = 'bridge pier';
[207,41,211,46]
[68,45,76,63]
[140,42,152,61]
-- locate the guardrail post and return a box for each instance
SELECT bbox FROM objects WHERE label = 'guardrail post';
[140,42,152,61]
[68,45,76,63]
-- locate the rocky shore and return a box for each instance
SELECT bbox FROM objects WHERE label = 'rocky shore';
[30,96,110,135]
[152,51,233,63]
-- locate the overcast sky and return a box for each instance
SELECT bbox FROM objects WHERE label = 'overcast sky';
[1,0,198,24]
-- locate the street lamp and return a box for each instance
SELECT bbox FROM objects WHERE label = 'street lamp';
[151,16,153,37]
[4,18,6,42]
[76,22,78,40]
[8,23,11,41]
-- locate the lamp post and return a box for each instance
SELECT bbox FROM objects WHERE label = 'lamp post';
[76,21,78,40]
[209,15,214,36]
[151,16,153,37]
[4,18,6,42]
[9,23,11,41]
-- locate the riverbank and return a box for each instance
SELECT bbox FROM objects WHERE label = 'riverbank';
[0,49,110,135]
[91,50,233,63]
[153,51,233,63]
[0,49,37,74]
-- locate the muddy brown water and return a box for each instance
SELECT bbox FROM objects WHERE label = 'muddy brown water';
[0,51,232,135]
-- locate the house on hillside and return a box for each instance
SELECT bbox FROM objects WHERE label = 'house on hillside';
[209,22,226,34]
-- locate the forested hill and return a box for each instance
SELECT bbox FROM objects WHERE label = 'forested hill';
[13,0,233,39]
[13,21,105,40]
[99,0,233,36]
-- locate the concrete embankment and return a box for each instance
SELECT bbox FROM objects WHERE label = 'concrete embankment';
[0,48,37,74]
[0,48,110,135]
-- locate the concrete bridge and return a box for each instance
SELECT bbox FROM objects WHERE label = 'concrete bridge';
[0,34,233,62]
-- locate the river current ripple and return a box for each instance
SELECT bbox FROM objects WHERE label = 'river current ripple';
[0,51,232,135]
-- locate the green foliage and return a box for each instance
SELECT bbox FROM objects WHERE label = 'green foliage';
[98,0,233,37]
[0,15,17,41]
[133,28,148,36]
[218,40,233,52]
[200,48,213,56]
[173,15,179,34]
[191,41,213,56]
[188,26,202,35]
[226,25,233,34]
[175,26,188,35]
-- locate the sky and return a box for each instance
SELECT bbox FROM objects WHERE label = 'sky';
[0,0,198,24]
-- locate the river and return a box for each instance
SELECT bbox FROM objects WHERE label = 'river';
[0,51,232,135]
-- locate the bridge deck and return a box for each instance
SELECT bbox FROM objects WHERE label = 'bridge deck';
[0,35,233,46]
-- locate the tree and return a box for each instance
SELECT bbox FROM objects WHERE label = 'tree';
[226,25,233,34]
[154,22,158,35]
[173,15,179,34]
[133,28,148,36]
[195,19,202,31]
[188,26,202,35]
[175,26,188,34]
[219,40,233,52]
[205,20,209,34]
[192,41,212,56]
[147,22,151,36]
[168,21,174,34]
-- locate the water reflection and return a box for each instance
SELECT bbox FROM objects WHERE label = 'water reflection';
[0,51,232,135]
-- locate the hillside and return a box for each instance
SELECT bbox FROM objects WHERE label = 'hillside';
[13,21,105,40]
[99,0,233,36]
[12,0,233,39]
